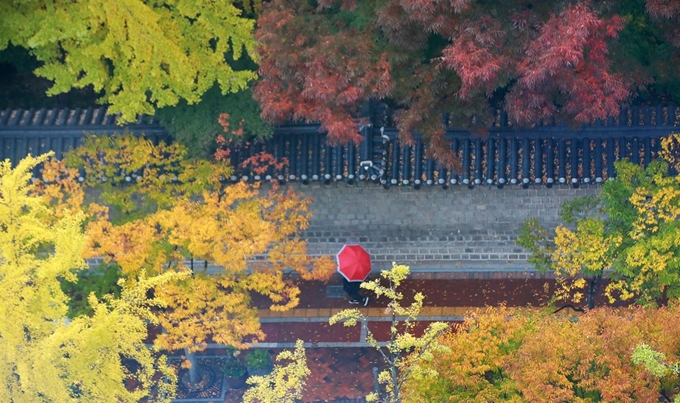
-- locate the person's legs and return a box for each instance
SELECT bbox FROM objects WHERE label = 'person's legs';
[343,279,369,305]
[343,279,362,301]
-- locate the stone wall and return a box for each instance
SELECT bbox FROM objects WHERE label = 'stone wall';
[84,183,600,273]
[286,183,600,270]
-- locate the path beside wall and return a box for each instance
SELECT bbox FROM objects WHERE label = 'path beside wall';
[288,183,600,270]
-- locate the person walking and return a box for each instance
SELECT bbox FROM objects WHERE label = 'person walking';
[343,277,369,306]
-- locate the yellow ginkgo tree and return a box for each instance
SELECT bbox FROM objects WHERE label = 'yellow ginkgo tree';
[0,0,259,122]
[0,153,184,402]
[519,133,680,308]
[330,263,450,403]
[35,133,335,385]
[243,340,310,403]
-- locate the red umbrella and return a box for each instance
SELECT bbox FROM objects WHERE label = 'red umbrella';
[336,244,372,282]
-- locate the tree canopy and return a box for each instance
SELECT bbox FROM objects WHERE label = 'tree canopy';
[519,133,680,308]
[0,0,260,122]
[330,263,449,402]
[0,153,180,402]
[36,133,335,354]
[155,85,273,159]
[243,340,310,403]
[4,0,679,165]
[254,0,680,166]
[402,305,680,402]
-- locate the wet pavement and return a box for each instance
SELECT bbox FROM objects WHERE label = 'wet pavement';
[177,270,613,402]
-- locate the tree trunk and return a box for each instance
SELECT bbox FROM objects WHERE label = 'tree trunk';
[391,352,401,403]
[587,274,602,310]
[185,348,201,386]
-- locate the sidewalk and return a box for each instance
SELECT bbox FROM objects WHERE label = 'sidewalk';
[239,274,559,348]
[175,271,586,403]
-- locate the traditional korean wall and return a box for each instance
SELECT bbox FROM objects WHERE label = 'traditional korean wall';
[1,106,648,271]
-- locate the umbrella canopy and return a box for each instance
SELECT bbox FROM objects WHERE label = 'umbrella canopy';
[336,244,372,282]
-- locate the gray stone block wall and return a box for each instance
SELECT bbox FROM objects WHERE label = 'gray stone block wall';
[280,183,600,270]
[84,183,600,272]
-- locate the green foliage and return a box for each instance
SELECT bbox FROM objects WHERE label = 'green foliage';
[633,343,680,403]
[614,0,680,104]
[60,263,123,318]
[245,349,273,370]
[63,132,233,215]
[519,136,680,307]
[0,0,258,122]
[517,218,554,273]
[223,358,248,378]
[633,343,680,379]
[558,195,600,224]
[156,85,273,159]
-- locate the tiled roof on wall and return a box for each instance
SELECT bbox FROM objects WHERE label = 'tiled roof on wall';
[2,105,679,188]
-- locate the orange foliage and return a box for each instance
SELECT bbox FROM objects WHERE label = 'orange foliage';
[402,306,535,402]
[241,151,289,176]
[218,112,245,137]
[404,305,680,402]
[31,158,86,215]
[508,307,672,402]
[31,134,335,353]
[214,134,231,161]
[85,179,335,350]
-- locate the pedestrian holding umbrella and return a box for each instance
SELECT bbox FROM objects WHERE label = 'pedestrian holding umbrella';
[336,244,371,306]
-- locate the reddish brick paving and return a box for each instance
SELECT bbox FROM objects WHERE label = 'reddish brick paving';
[252,277,561,310]
[217,347,380,403]
[257,320,461,345]
[260,322,361,343]
[300,347,381,402]
[367,321,451,342]
[165,275,623,402]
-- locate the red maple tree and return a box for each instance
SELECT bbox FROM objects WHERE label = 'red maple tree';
[254,0,680,167]
[506,3,629,125]
[253,0,392,146]
[646,0,680,47]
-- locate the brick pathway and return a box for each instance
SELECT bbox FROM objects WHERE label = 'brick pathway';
[177,270,609,402]
[217,347,381,403]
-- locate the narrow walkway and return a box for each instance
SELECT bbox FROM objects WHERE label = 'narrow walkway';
[227,306,467,349]
[241,274,557,347]
[181,272,602,403]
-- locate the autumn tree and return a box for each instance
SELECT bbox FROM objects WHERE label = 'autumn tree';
[36,133,334,384]
[635,344,680,376]
[645,0,680,48]
[0,153,181,402]
[401,306,533,402]
[633,342,680,402]
[403,305,680,402]
[60,263,123,318]
[254,0,680,166]
[243,340,310,403]
[330,263,449,403]
[518,133,680,308]
[507,308,664,402]
[0,0,261,122]
[155,85,273,159]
